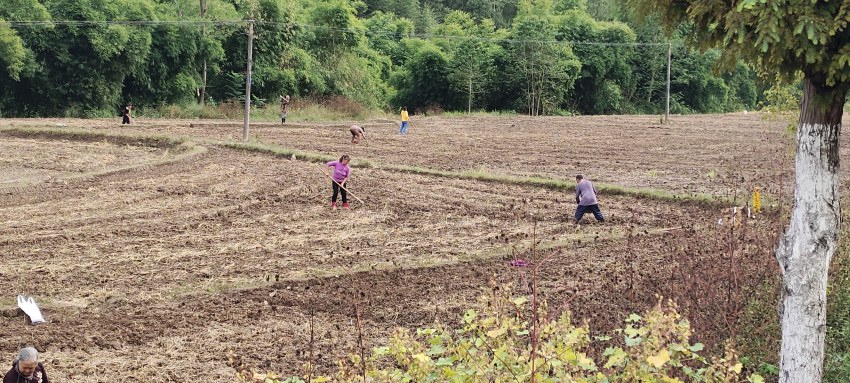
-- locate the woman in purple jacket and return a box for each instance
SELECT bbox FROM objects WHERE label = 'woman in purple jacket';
[325,155,351,210]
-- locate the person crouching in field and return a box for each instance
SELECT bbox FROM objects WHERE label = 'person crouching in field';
[4,347,50,383]
[350,125,366,144]
[326,155,351,210]
[574,174,604,223]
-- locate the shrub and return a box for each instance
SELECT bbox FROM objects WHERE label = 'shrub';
[236,287,763,383]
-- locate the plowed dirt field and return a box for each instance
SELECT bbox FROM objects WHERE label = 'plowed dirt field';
[0,114,793,381]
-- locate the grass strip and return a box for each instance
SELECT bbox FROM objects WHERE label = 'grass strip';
[218,140,732,206]
[0,126,192,148]
[0,126,207,190]
[1,126,741,207]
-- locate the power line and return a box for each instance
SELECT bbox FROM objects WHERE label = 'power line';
[5,20,243,26]
[6,19,678,46]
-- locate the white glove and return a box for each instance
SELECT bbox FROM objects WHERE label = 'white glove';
[16,295,45,324]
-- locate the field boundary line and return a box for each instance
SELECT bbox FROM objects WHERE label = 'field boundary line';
[165,225,683,299]
[0,126,208,191]
[212,139,736,207]
[0,126,742,206]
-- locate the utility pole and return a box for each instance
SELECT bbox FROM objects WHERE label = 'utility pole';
[243,19,254,142]
[199,0,207,105]
[665,42,671,125]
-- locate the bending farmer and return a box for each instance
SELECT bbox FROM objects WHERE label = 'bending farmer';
[350,125,366,144]
[574,174,604,223]
[326,155,351,210]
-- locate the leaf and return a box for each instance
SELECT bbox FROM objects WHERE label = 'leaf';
[626,313,642,322]
[374,346,390,355]
[414,353,431,363]
[487,327,506,338]
[647,349,670,369]
[578,354,597,371]
[428,344,445,355]
[689,343,704,352]
[435,357,454,366]
[463,309,477,324]
[512,296,528,306]
[603,347,626,368]
[749,374,765,383]
[733,363,743,374]
[625,336,642,346]
[736,0,757,11]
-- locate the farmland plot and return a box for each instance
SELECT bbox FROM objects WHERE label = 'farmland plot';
[0,119,782,381]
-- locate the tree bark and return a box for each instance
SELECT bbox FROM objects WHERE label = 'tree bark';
[777,78,847,383]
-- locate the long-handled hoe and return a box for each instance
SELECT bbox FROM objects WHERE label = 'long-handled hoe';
[317,164,365,205]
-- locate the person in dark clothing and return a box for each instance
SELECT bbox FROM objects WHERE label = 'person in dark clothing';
[3,347,49,383]
[121,103,132,124]
[280,95,290,125]
[574,174,604,223]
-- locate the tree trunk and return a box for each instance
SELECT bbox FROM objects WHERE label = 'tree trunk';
[468,77,472,113]
[200,60,207,105]
[777,78,847,383]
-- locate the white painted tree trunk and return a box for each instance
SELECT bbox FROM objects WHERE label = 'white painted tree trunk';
[776,78,846,383]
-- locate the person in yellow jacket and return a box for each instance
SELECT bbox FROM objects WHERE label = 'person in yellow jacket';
[399,106,410,134]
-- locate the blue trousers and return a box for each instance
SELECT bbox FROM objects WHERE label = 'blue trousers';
[400,121,409,134]
[575,204,604,222]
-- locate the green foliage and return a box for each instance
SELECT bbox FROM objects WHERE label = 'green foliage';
[759,75,802,134]
[824,211,850,383]
[627,0,850,93]
[0,0,780,116]
[254,288,763,383]
[558,10,636,114]
[0,21,26,81]
[509,0,581,115]
[391,40,458,110]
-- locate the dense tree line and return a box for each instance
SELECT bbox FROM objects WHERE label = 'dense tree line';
[0,0,759,117]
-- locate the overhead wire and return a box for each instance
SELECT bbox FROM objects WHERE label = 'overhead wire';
[5,19,678,47]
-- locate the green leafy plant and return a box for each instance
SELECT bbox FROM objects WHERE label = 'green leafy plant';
[239,287,763,383]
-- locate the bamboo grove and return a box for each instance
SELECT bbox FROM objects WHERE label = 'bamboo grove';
[0,0,761,117]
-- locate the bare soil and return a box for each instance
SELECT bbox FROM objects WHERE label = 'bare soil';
[4,113,833,198]
[0,137,168,190]
[0,115,785,381]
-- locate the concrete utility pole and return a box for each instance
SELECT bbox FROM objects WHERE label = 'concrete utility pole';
[665,42,671,125]
[243,19,255,142]
[199,0,208,105]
